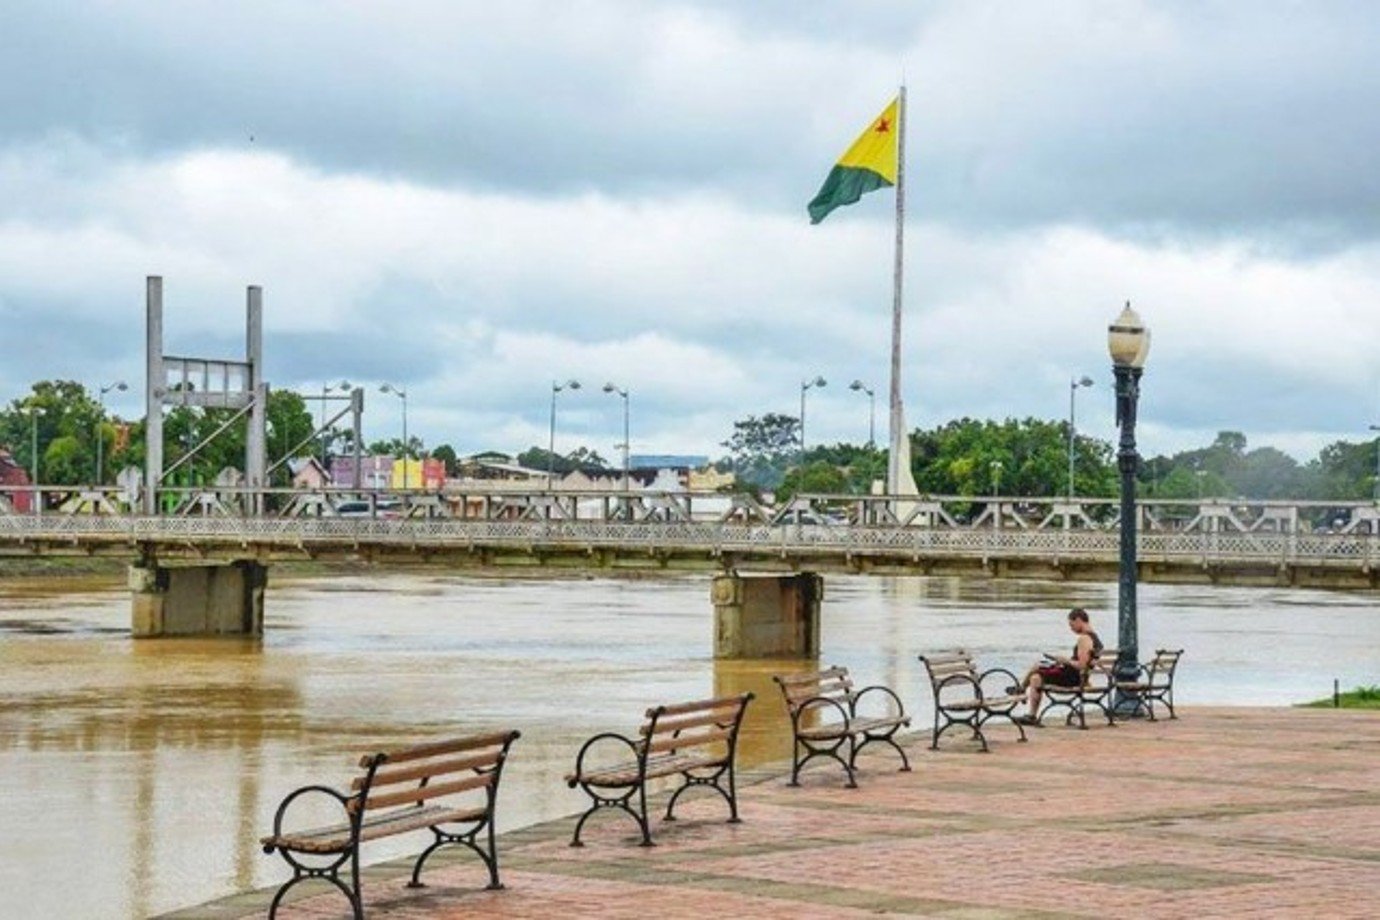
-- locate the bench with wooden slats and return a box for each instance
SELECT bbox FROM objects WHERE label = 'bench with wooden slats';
[772,666,911,788]
[919,650,1029,751]
[1038,648,1121,728]
[565,693,753,847]
[1115,648,1184,721]
[260,729,520,919]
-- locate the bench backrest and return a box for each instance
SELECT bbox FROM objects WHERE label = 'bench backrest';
[1081,648,1121,690]
[350,730,520,816]
[1148,648,1183,680]
[640,694,752,761]
[919,651,978,688]
[773,666,854,715]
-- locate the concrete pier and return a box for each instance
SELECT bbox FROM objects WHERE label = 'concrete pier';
[711,572,821,659]
[130,561,267,638]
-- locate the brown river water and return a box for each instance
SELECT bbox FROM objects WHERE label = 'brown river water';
[1,571,1377,919]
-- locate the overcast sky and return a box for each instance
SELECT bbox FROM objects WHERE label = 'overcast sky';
[3,1,1378,462]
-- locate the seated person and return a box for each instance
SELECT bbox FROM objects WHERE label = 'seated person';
[1015,608,1103,724]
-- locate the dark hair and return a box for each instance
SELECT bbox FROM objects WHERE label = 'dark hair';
[1067,608,1090,623]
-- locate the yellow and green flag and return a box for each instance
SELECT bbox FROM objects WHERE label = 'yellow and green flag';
[807,96,899,224]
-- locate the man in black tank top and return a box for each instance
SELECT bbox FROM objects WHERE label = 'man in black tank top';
[1014,608,1100,725]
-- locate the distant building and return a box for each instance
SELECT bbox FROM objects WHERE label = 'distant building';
[391,458,445,490]
[330,455,393,490]
[287,457,330,490]
[0,446,32,512]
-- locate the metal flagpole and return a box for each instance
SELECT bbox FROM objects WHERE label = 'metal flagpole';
[887,85,907,495]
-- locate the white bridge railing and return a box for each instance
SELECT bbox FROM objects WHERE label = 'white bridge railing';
[2,506,1379,570]
[4,485,1380,569]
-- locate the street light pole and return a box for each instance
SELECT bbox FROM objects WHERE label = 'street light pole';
[1068,375,1093,499]
[29,405,44,486]
[603,383,630,493]
[96,380,128,485]
[1369,425,1380,502]
[849,380,875,448]
[548,380,581,488]
[1108,301,1151,702]
[799,376,826,461]
[379,383,408,489]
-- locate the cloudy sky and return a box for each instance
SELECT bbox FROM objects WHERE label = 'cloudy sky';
[3,0,1378,462]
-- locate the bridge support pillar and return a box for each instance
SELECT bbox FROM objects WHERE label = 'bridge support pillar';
[712,572,821,659]
[130,561,267,638]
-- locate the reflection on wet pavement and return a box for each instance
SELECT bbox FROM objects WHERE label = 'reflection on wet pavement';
[0,572,1376,919]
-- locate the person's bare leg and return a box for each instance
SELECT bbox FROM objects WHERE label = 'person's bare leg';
[1026,673,1044,715]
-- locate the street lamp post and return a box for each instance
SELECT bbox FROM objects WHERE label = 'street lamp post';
[96,380,128,485]
[321,380,352,471]
[1108,301,1151,702]
[549,380,581,487]
[1368,425,1380,502]
[849,380,876,448]
[602,383,630,493]
[799,376,827,460]
[1068,375,1093,499]
[379,383,408,489]
[29,405,45,487]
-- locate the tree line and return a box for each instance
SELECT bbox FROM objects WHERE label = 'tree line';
[719,414,1380,502]
[5,379,1380,501]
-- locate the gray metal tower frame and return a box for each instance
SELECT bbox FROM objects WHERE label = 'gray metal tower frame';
[143,276,268,513]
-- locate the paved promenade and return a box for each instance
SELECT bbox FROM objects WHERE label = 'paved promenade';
[170,708,1380,919]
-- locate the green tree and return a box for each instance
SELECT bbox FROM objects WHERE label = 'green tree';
[721,413,800,489]
[0,380,103,485]
[431,444,459,475]
[777,460,849,501]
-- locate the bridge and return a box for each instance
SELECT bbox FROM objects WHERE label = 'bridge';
[4,485,1380,647]
[3,486,1380,580]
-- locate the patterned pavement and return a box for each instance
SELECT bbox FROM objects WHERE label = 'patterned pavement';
[167,708,1380,919]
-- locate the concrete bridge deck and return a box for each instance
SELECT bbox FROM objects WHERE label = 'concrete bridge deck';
[164,707,1380,919]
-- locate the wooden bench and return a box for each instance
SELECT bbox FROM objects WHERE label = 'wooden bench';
[919,650,1028,751]
[1037,648,1120,729]
[260,729,520,919]
[565,693,752,847]
[1115,648,1184,720]
[773,666,911,788]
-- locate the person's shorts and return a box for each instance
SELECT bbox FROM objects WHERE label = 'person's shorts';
[1037,664,1081,687]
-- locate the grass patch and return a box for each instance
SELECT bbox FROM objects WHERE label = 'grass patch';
[1301,685,1380,709]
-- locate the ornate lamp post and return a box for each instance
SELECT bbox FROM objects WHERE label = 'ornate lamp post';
[548,379,581,487]
[379,383,408,489]
[799,376,827,460]
[1108,301,1151,696]
[96,380,128,484]
[602,382,630,493]
[849,379,876,448]
[1067,375,1093,498]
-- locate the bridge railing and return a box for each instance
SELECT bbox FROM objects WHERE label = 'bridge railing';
[3,506,1380,570]
[3,484,1379,536]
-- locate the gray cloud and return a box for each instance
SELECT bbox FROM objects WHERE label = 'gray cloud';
[2,2,1378,245]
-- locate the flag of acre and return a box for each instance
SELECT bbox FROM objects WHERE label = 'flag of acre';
[807,96,899,224]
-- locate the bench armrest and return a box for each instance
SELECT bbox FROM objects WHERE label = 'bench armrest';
[932,672,982,705]
[790,693,852,731]
[567,731,641,788]
[264,784,357,853]
[849,684,907,719]
[976,667,1022,698]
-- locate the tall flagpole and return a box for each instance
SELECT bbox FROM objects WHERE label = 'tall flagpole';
[887,85,907,494]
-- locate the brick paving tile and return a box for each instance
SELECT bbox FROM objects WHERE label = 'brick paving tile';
[164,707,1380,920]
